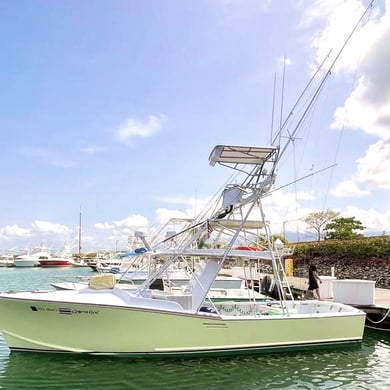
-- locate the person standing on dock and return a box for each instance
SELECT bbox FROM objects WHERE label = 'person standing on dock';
[305,264,322,300]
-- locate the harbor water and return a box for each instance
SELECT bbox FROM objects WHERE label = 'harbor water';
[0,267,389,389]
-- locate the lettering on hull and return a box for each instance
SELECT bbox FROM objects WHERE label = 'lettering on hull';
[29,306,99,315]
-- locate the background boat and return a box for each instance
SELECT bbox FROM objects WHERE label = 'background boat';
[0,143,367,357]
[0,255,14,267]
[14,247,73,268]
[38,257,72,268]
[14,250,45,267]
[0,258,388,389]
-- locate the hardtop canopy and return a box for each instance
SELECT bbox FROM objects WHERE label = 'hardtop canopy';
[209,145,279,167]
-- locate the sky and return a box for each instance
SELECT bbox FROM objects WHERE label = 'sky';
[0,0,389,254]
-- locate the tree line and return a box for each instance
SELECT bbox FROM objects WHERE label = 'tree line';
[301,209,365,241]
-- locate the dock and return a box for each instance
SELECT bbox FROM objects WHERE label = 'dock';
[286,276,390,308]
[374,288,390,308]
[222,268,389,330]
[222,268,389,309]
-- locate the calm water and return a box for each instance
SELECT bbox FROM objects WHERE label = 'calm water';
[0,267,389,390]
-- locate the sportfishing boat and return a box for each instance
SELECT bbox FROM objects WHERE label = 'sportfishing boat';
[0,5,372,354]
[86,250,124,272]
[0,144,366,356]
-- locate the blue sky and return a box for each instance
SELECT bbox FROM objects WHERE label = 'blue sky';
[0,0,389,253]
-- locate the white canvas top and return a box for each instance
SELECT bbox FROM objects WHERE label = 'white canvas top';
[209,145,279,166]
[211,219,266,229]
[154,247,274,260]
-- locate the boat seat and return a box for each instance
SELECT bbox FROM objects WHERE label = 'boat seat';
[89,274,116,289]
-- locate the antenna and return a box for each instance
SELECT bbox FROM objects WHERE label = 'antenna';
[279,56,286,146]
[270,72,276,144]
[271,0,374,168]
[78,205,82,256]
[271,49,332,147]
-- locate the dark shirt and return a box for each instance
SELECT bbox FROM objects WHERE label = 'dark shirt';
[308,266,319,290]
[308,272,319,290]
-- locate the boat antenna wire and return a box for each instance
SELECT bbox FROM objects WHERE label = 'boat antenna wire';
[279,56,287,146]
[271,50,332,149]
[321,61,362,211]
[78,205,82,257]
[266,163,337,197]
[271,0,375,173]
[270,72,277,144]
[321,3,372,211]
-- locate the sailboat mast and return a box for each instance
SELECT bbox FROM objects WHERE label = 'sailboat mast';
[78,206,82,257]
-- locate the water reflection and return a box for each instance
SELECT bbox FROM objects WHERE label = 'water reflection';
[0,331,389,390]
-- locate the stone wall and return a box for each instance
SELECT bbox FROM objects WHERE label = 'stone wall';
[291,256,390,289]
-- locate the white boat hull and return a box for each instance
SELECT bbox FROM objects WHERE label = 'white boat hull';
[13,260,39,267]
[0,261,14,267]
[0,289,366,357]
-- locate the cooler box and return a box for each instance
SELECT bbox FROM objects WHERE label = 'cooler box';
[319,276,337,299]
[333,279,376,305]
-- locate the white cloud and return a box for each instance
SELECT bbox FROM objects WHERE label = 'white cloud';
[91,215,150,251]
[117,115,166,144]
[302,1,390,196]
[329,2,390,125]
[0,224,30,239]
[114,214,149,228]
[31,220,72,234]
[344,205,390,234]
[259,190,318,234]
[94,222,115,230]
[153,195,212,224]
[354,140,390,188]
[301,0,380,75]
[331,76,390,139]
[155,208,196,225]
[330,179,370,198]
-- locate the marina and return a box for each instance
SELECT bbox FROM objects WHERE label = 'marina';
[0,144,367,357]
[0,266,389,389]
[0,1,389,388]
